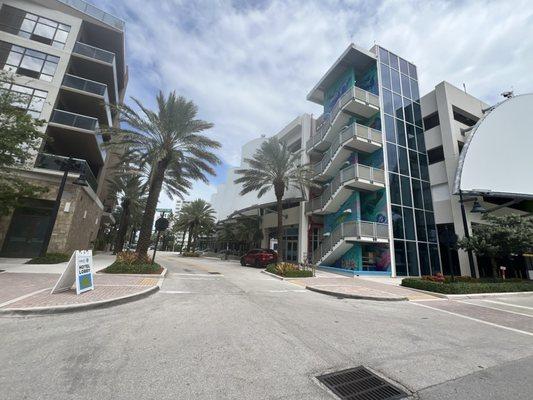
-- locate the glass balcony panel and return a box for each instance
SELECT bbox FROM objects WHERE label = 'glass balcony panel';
[50,109,99,131]
[34,152,98,192]
[62,74,107,96]
[57,0,124,30]
[73,41,115,64]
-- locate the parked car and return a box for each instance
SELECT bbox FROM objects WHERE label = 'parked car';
[240,249,277,267]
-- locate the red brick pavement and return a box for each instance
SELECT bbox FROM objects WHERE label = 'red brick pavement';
[0,272,159,310]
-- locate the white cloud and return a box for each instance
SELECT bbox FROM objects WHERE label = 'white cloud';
[95,0,533,201]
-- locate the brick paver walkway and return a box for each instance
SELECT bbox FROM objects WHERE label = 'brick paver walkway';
[291,275,438,301]
[0,272,160,311]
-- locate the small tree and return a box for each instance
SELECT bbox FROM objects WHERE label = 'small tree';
[0,72,47,214]
[458,214,533,278]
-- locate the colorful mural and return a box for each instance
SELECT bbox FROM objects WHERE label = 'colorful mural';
[324,68,354,115]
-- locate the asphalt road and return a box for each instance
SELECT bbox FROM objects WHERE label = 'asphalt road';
[1,253,533,400]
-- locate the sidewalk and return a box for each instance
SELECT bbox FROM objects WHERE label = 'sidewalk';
[289,270,438,301]
[0,253,163,315]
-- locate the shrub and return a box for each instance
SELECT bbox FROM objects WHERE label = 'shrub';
[402,278,533,294]
[26,253,70,264]
[103,261,162,274]
[182,252,200,257]
[265,263,313,278]
[422,272,445,282]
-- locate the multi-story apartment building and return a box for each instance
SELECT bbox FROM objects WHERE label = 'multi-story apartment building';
[173,199,190,247]
[305,44,441,277]
[421,82,530,277]
[0,0,127,257]
[211,114,314,262]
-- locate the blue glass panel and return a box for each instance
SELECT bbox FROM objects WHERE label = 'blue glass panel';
[379,47,389,65]
[389,53,399,70]
[398,147,409,176]
[406,241,419,276]
[380,63,391,89]
[409,151,420,179]
[418,242,430,275]
[387,143,398,173]
[391,68,401,94]
[412,178,424,209]
[384,114,396,143]
[392,205,404,239]
[393,93,403,119]
[400,176,412,207]
[383,89,393,116]
[394,240,407,276]
[396,119,406,147]
[401,73,411,98]
[406,123,416,150]
[410,78,420,102]
[389,173,401,204]
[416,127,426,153]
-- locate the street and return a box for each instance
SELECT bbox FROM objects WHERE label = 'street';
[1,253,533,399]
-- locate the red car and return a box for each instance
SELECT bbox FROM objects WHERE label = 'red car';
[240,249,277,267]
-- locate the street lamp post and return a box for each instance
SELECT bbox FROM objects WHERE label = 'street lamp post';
[39,157,88,257]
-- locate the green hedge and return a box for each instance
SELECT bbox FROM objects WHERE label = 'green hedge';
[26,253,70,264]
[402,278,533,294]
[103,261,162,274]
[265,264,313,278]
[181,252,200,257]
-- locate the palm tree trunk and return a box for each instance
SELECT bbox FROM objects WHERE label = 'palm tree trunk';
[136,157,169,258]
[114,199,131,254]
[179,229,186,252]
[276,195,284,262]
[186,224,194,252]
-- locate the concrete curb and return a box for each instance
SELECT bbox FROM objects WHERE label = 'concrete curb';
[0,285,160,316]
[260,270,310,281]
[306,286,408,302]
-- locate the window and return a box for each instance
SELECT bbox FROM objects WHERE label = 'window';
[0,81,47,118]
[384,114,395,143]
[401,73,411,98]
[409,151,419,179]
[418,243,430,275]
[399,58,409,75]
[391,206,404,239]
[394,240,407,276]
[383,89,393,116]
[380,63,391,90]
[453,107,478,127]
[408,63,417,80]
[0,5,70,49]
[416,127,426,153]
[406,123,416,150]
[396,118,406,146]
[0,41,58,81]
[400,176,412,206]
[427,146,444,164]
[423,112,440,130]
[391,69,401,95]
[389,53,399,70]
[415,210,427,241]
[389,173,401,204]
[406,241,419,276]
[378,47,389,65]
[387,143,398,173]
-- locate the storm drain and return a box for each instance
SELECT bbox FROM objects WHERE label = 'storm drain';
[208,271,221,275]
[317,366,407,400]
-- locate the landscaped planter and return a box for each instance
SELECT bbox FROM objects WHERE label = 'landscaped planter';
[401,278,533,294]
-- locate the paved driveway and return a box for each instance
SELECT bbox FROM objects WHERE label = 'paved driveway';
[1,253,532,399]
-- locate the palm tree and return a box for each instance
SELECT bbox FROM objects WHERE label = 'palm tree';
[106,92,221,258]
[108,171,146,254]
[181,200,216,252]
[234,137,315,261]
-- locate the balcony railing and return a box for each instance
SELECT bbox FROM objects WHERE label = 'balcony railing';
[57,0,125,30]
[50,109,99,131]
[306,86,380,151]
[62,74,108,97]
[312,220,389,264]
[312,122,382,176]
[73,41,115,64]
[306,164,385,213]
[34,153,98,193]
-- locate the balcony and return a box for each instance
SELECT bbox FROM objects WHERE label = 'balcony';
[73,41,115,65]
[312,122,382,180]
[306,164,385,215]
[34,152,98,193]
[47,109,106,165]
[312,220,389,265]
[307,86,380,153]
[57,0,125,30]
[62,74,108,97]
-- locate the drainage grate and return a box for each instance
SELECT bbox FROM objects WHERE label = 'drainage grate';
[317,366,407,400]
[208,271,221,275]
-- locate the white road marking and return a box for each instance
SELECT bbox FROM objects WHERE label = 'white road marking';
[483,299,533,311]
[457,300,533,318]
[410,301,533,337]
[172,273,223,277]
[160,290,195,294]
[266,289,307,293]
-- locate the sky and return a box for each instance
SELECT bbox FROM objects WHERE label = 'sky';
[93,0,533,211]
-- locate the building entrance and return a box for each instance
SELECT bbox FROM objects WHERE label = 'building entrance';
[1,199,54,258]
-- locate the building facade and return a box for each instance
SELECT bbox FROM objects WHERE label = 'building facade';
[421,82,530,277]
[211,114,314,263]
[304,44,441,276]
[0,0,127,257]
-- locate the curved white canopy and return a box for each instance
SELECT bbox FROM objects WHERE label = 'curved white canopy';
[455,94,533,199]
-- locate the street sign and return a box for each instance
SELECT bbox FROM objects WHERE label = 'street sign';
[155,217,169,231]
[51,250,94,295]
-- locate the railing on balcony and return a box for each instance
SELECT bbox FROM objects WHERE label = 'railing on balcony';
[306,164,385,213]
[34,153,98,193]
[49,109,106,159]
[312,122,382,176]
[50,109,99,131]
[62,74,108,97]
[306,86,380,151]
[58,0,125,30]
[73,41,115,64]
[312,220,389,264]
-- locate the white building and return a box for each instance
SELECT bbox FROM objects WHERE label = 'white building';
[421,82,530,277]
[211,114,314,262]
